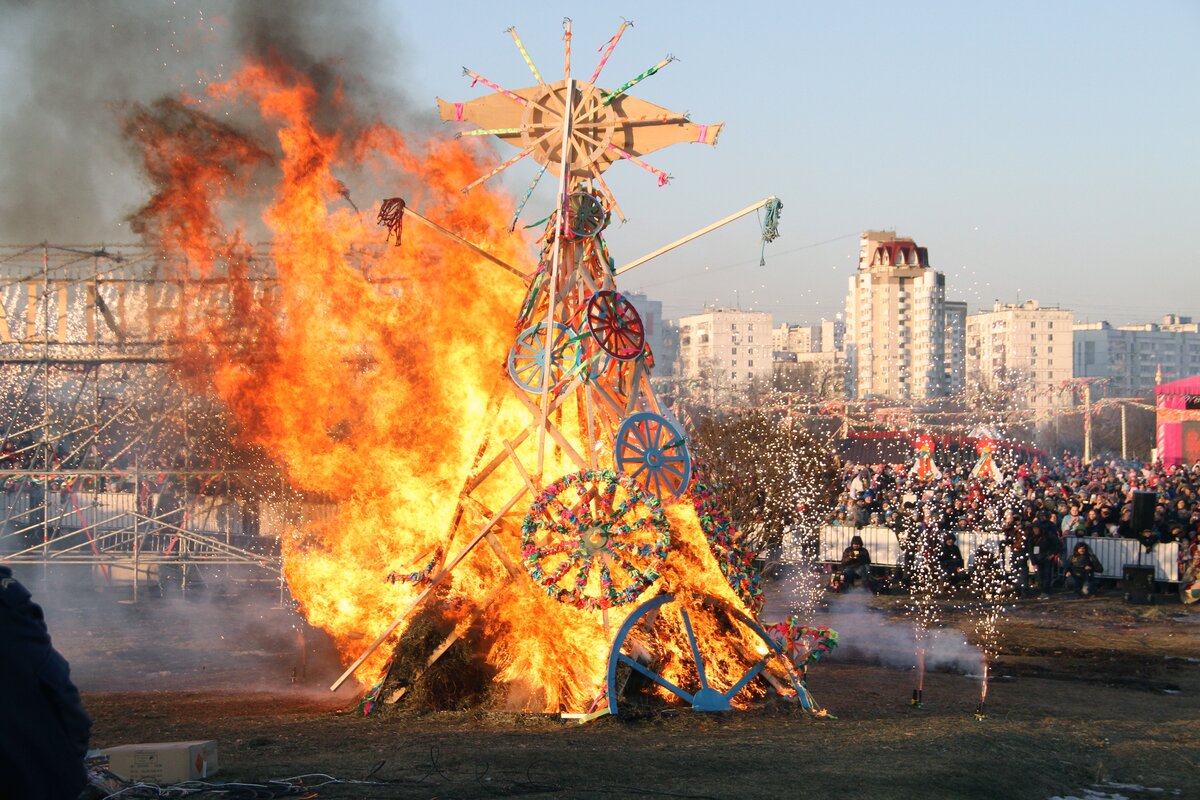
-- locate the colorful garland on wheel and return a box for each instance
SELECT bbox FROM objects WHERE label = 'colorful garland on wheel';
[691,477,765,615]
[521,469,671,611]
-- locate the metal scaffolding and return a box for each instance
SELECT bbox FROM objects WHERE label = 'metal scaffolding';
[0,243,317,595]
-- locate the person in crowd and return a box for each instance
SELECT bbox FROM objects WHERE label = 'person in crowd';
[938,532,967,587]
[1060,502,1079,534]
[1137,527,1160,552]
[1064,541,1103,597]
[834,534,872,592]
[1116,507,1135,539]
[1082,509,1108,537]
[0,565,92,799]
[1029,516,1062,598]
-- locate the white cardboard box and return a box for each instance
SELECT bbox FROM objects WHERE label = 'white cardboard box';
[100,740,218,783]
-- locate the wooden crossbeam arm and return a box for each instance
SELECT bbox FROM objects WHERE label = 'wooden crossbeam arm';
[615,196,781,276]
[397,206,530,282]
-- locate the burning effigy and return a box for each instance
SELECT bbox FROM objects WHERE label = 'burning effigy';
[125,21,833,716]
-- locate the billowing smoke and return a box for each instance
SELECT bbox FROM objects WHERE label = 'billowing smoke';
[819,592,984,676]
[0,0,421,243]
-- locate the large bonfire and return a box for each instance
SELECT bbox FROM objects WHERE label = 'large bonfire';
[125,38,802,713]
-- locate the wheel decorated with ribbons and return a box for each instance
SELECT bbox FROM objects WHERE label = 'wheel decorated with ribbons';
[566,191,608,239]
[614,412,692,503]
[586,290,645,361]
[508,323,584,393]
[605,593,819,714]
[521,469,671,611]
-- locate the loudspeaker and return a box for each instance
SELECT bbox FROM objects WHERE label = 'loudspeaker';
[1131,491,1156,535]
[1122,564,1156,604]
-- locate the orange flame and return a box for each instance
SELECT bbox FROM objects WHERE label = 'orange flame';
[127,54,780,712]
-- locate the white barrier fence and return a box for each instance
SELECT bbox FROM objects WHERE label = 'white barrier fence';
[819,525,1181,582]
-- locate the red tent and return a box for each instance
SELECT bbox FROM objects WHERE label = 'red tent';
[1154,376,1200,466]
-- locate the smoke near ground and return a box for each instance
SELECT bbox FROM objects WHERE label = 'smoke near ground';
[12,563,355,699]
[821,590,984,675]
[0,0,420,242]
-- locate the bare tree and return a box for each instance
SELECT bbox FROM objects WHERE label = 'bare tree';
[688,408,839,555]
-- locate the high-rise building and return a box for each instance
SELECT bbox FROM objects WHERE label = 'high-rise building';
[844,231,962,402]
[678,308,774,405]
[966,300,1074,410]
[624,292,676,375]
[820,318,846,354]
[772,323,818,354]
[1074,315,1200,395]
[771,319,846,399]
[944,301,968,397]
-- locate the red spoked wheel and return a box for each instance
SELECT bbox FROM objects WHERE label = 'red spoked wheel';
[586,291,645,361]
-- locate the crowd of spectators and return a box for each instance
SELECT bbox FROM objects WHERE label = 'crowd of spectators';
[828,454,1200,597]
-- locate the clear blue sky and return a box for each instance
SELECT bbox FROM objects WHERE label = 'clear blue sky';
[3,1,1196,326]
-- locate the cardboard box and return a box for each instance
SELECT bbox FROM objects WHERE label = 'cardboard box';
[100,740,218,783]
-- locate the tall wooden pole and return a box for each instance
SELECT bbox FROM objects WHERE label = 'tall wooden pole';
[1082,385,1092,463]
[537,78,575,477]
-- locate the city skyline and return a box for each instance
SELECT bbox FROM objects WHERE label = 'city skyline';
[1,2,1195,327]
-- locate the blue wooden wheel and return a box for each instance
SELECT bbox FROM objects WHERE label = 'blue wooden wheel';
[507,323,584,393]
[605,593,814,714]
[614,412,692,503]
[566,192,607,239]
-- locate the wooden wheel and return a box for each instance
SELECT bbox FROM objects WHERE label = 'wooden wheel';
[521,469,670,611]
[614,412,692,502]
[507,323,583,393]
[586,290,645,361]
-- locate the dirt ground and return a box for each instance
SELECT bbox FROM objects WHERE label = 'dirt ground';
[33,567,1200,800]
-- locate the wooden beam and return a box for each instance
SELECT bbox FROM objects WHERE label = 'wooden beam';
[330,485,528,691]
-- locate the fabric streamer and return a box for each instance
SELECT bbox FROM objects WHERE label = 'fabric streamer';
[590,20,632,84]
[464,69,528,105]
[510,163,549,232]
[376,198,406,246]
[606,143,670,186]
[764,616,840,673]
[460,127,523,137]
[758,198,782,265]
[563,18,572,82]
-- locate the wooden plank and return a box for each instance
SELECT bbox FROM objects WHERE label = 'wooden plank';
[509,382,588,470]
[330,485,528,691]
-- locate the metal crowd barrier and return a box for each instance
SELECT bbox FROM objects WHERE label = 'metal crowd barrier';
[819,525,1181,582]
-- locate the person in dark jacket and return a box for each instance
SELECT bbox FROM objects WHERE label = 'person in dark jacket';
[938,533,967,587]
[1030,518,1062,598]
[836,534,872,591]
[1063,542,1103,596]
[0,565,92,799]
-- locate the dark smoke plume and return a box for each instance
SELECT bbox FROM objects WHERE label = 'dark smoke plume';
[0,0,421,243]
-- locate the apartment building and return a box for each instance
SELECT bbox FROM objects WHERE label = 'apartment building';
[677,308,774,405]
[1074,315,1200,395]
[966,300,1074,410]
[844,231,963,402]
[944,300,968,397]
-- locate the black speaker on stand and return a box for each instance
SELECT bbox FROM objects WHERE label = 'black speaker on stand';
[1125,491,1160,603]
[1131,491,1156,536]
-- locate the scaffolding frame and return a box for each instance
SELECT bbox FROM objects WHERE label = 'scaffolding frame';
[0,243,333,596]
